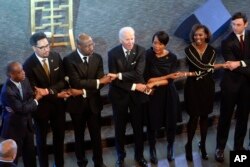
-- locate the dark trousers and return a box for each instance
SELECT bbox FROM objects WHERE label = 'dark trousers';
[112,98,144,160]
[34,111,65,167]
[216,87,250,150]
[70,109,103,166]
[1,126,36,167]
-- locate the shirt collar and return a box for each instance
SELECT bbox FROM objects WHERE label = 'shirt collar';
[122,46,130,55]
[35,53,48,64]
[236,31,245,40]
[77,49,89,62]
[10,79,20,87]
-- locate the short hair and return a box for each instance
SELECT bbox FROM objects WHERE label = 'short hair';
[119,27,135,40]
[30,32,47,46]
[6,61,20,77]
[0,139,17,162]
[76,33,91,45]
[189,24,211,43]
[152,31,169,45]
[231,12,248,23]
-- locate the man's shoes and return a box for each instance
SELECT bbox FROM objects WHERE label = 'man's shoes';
[94,163,107,167]
[135,157,148,167]
[167,143,174,161]
[234,146,246,151]
[149,147,158,164]
[77,159,88,167]
[215,149,224,163]
[115,158,124,167]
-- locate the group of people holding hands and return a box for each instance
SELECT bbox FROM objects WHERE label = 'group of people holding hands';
[0,11,250,167]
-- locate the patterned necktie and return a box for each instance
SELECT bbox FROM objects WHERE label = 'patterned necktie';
[42,59,50,79]
[126,50,130,61]
[17,83,23,99]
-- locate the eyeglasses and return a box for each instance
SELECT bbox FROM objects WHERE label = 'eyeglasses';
[35,43,50,50]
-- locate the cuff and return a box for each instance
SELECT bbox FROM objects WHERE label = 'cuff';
[118,73,122,80]
[34,99,38,105]
[97,79,100,89]
[131,83,136,91]
[241,61,247,67]
[82,89,87,98]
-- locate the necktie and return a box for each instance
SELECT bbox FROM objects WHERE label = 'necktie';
[126,50,130,61]
[240,35,244,51]
[42,59,50,79]
[82,57,88,72]
[17,83,23,99]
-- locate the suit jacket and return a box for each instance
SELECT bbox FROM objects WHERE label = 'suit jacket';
[0,161,17,167]
[220,30,250,91]
[23,51,66,118]
[108,44,148,104]
[63,51,104,114]
[0,78,37,139]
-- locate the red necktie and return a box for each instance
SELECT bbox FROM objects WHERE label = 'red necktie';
[240,35,244,51]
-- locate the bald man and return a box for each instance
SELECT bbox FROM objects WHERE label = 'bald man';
[63,33,110,167]
[0,139,17,167]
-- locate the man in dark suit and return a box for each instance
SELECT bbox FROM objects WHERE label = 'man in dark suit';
[0,139,18,167]
[23,32,70,167]
[0,61,44,166]
[215,12,250,162]
[107,27,148,167]
[63,33,110,167]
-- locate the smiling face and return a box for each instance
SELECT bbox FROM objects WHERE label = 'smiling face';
[193,28,207,46]
[152,36,166,55]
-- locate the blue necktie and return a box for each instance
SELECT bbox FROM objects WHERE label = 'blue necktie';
[17,83,23,99]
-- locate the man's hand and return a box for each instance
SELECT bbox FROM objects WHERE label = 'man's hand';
[34,88,44,100]
[135,83,147,93]
[57,90,71,98]
[67,88,84,97]
[100,75,112,85]
[107,73,118,81]
[34,87,49,96]
[226,61,241,71]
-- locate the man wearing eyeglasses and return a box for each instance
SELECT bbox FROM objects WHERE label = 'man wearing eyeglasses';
[23,32,70,167]
[63,33,111,167]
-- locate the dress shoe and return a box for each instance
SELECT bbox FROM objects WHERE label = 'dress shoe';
[115,158,124,167]
[198,142,208,160]
[167,144,175,161]
[149,147,158,164]
[215,149,224,162]
[185,144,193,161]
[135,157,148,167]
[77,160,88,167]
[234,146,246,151]
[94,163,107,167]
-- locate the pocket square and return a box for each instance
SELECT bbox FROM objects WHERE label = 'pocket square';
[54,67,59,71]
[131,61,136,65]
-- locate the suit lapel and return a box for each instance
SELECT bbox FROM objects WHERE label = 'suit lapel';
[32,54,50,83]
[7,79,22,100]
[74,52,88,77]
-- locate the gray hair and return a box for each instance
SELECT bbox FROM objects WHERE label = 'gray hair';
[119,27,135,40]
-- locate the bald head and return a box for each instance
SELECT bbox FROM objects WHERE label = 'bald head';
[0,139,17,162]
